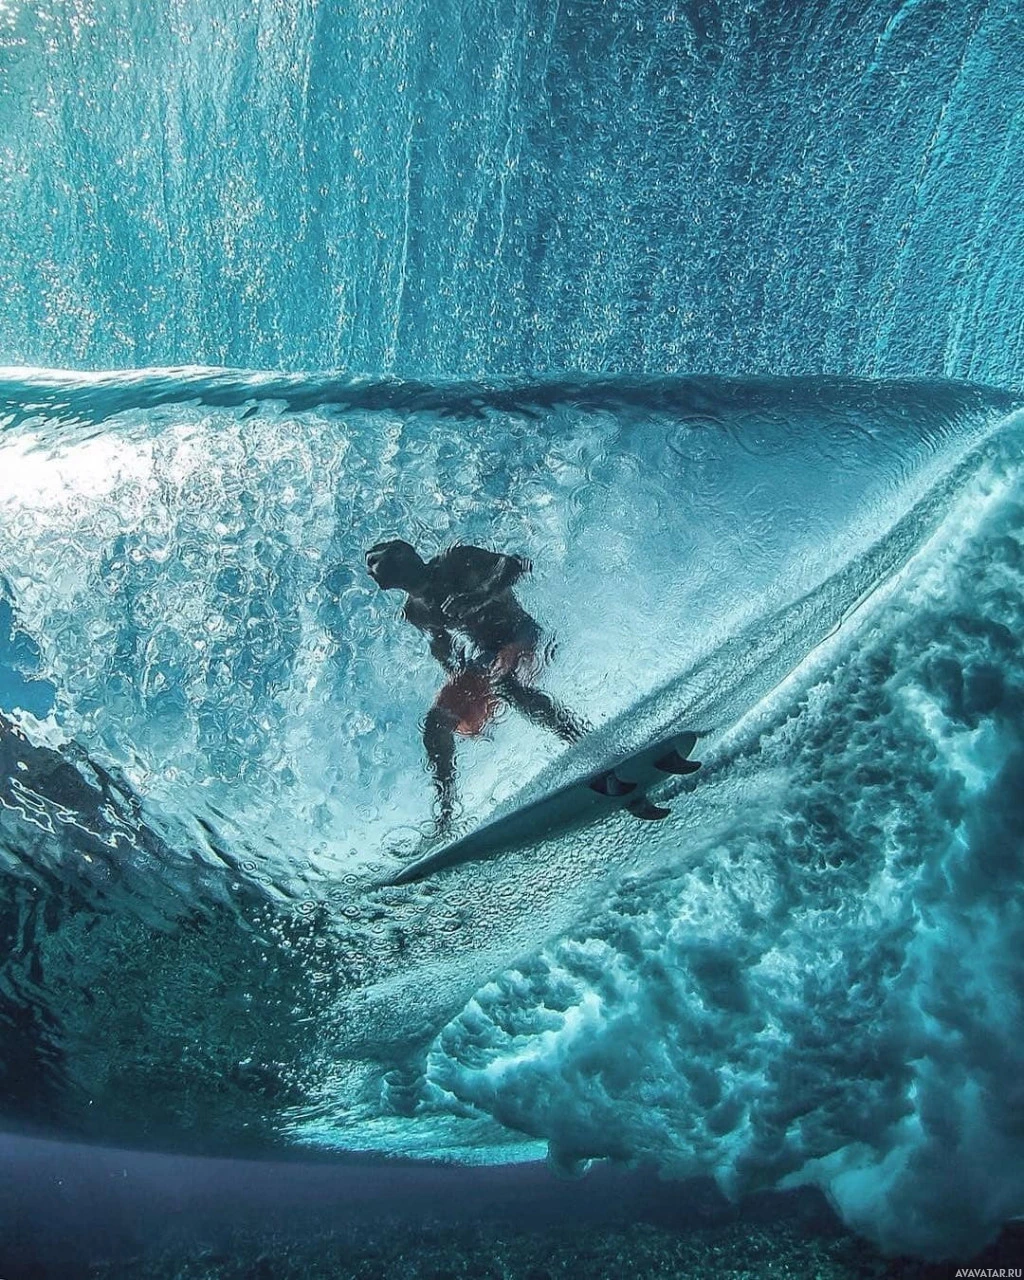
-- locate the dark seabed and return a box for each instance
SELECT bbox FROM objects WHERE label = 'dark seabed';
[1,1136,1022,1279]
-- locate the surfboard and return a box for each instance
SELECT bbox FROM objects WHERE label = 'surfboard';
[382,730,701,886]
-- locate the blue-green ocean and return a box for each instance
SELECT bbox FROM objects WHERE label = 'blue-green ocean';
[0,0,1022,1275]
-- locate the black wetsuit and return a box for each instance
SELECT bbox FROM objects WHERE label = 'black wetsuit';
[402,546,540,670]
[400,544,586,831]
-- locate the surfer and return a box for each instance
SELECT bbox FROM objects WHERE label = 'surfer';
[365,539,588,834]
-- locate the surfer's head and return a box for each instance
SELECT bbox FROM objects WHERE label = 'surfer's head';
[365,539,426,591]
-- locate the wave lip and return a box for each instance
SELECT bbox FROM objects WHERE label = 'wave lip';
[0,364,1020,431]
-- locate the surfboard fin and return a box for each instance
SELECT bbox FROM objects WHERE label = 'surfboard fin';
[589,771,638,798]
[627,796,671,821]
[654,749,702,776]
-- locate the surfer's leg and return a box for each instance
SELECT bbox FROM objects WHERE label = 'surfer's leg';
[495,674,589,744]
[423,703,458,831]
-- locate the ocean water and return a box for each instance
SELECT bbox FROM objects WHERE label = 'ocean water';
[0,0,1022,1273]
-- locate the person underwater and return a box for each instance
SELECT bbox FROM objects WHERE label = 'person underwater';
[365,539,588,836]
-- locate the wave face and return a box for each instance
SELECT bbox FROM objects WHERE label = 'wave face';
[0,371,1021,1260]
[0,0,1021,384]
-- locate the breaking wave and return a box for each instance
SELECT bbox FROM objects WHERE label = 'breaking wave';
[0,367,1021,1259]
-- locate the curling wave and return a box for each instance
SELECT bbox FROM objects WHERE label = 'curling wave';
[0,368,1021,1259]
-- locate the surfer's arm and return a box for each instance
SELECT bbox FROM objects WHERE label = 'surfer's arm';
[426,626,460,673]
[501,554,533,586]
[404,598,461,673]
[450,550,532,608]
[488,552,531,592]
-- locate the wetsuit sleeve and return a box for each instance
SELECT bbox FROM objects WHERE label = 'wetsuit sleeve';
[427,629,459,673]
[404,599,460,673]
[455,547,531,598]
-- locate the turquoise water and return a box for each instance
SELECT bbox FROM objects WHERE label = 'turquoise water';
[1,0,1021,383]
[0,0,1021,1266]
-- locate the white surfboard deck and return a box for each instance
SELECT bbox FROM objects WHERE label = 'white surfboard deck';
[381,729,701,886]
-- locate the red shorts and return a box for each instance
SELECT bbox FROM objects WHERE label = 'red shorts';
[434,643,537,736]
